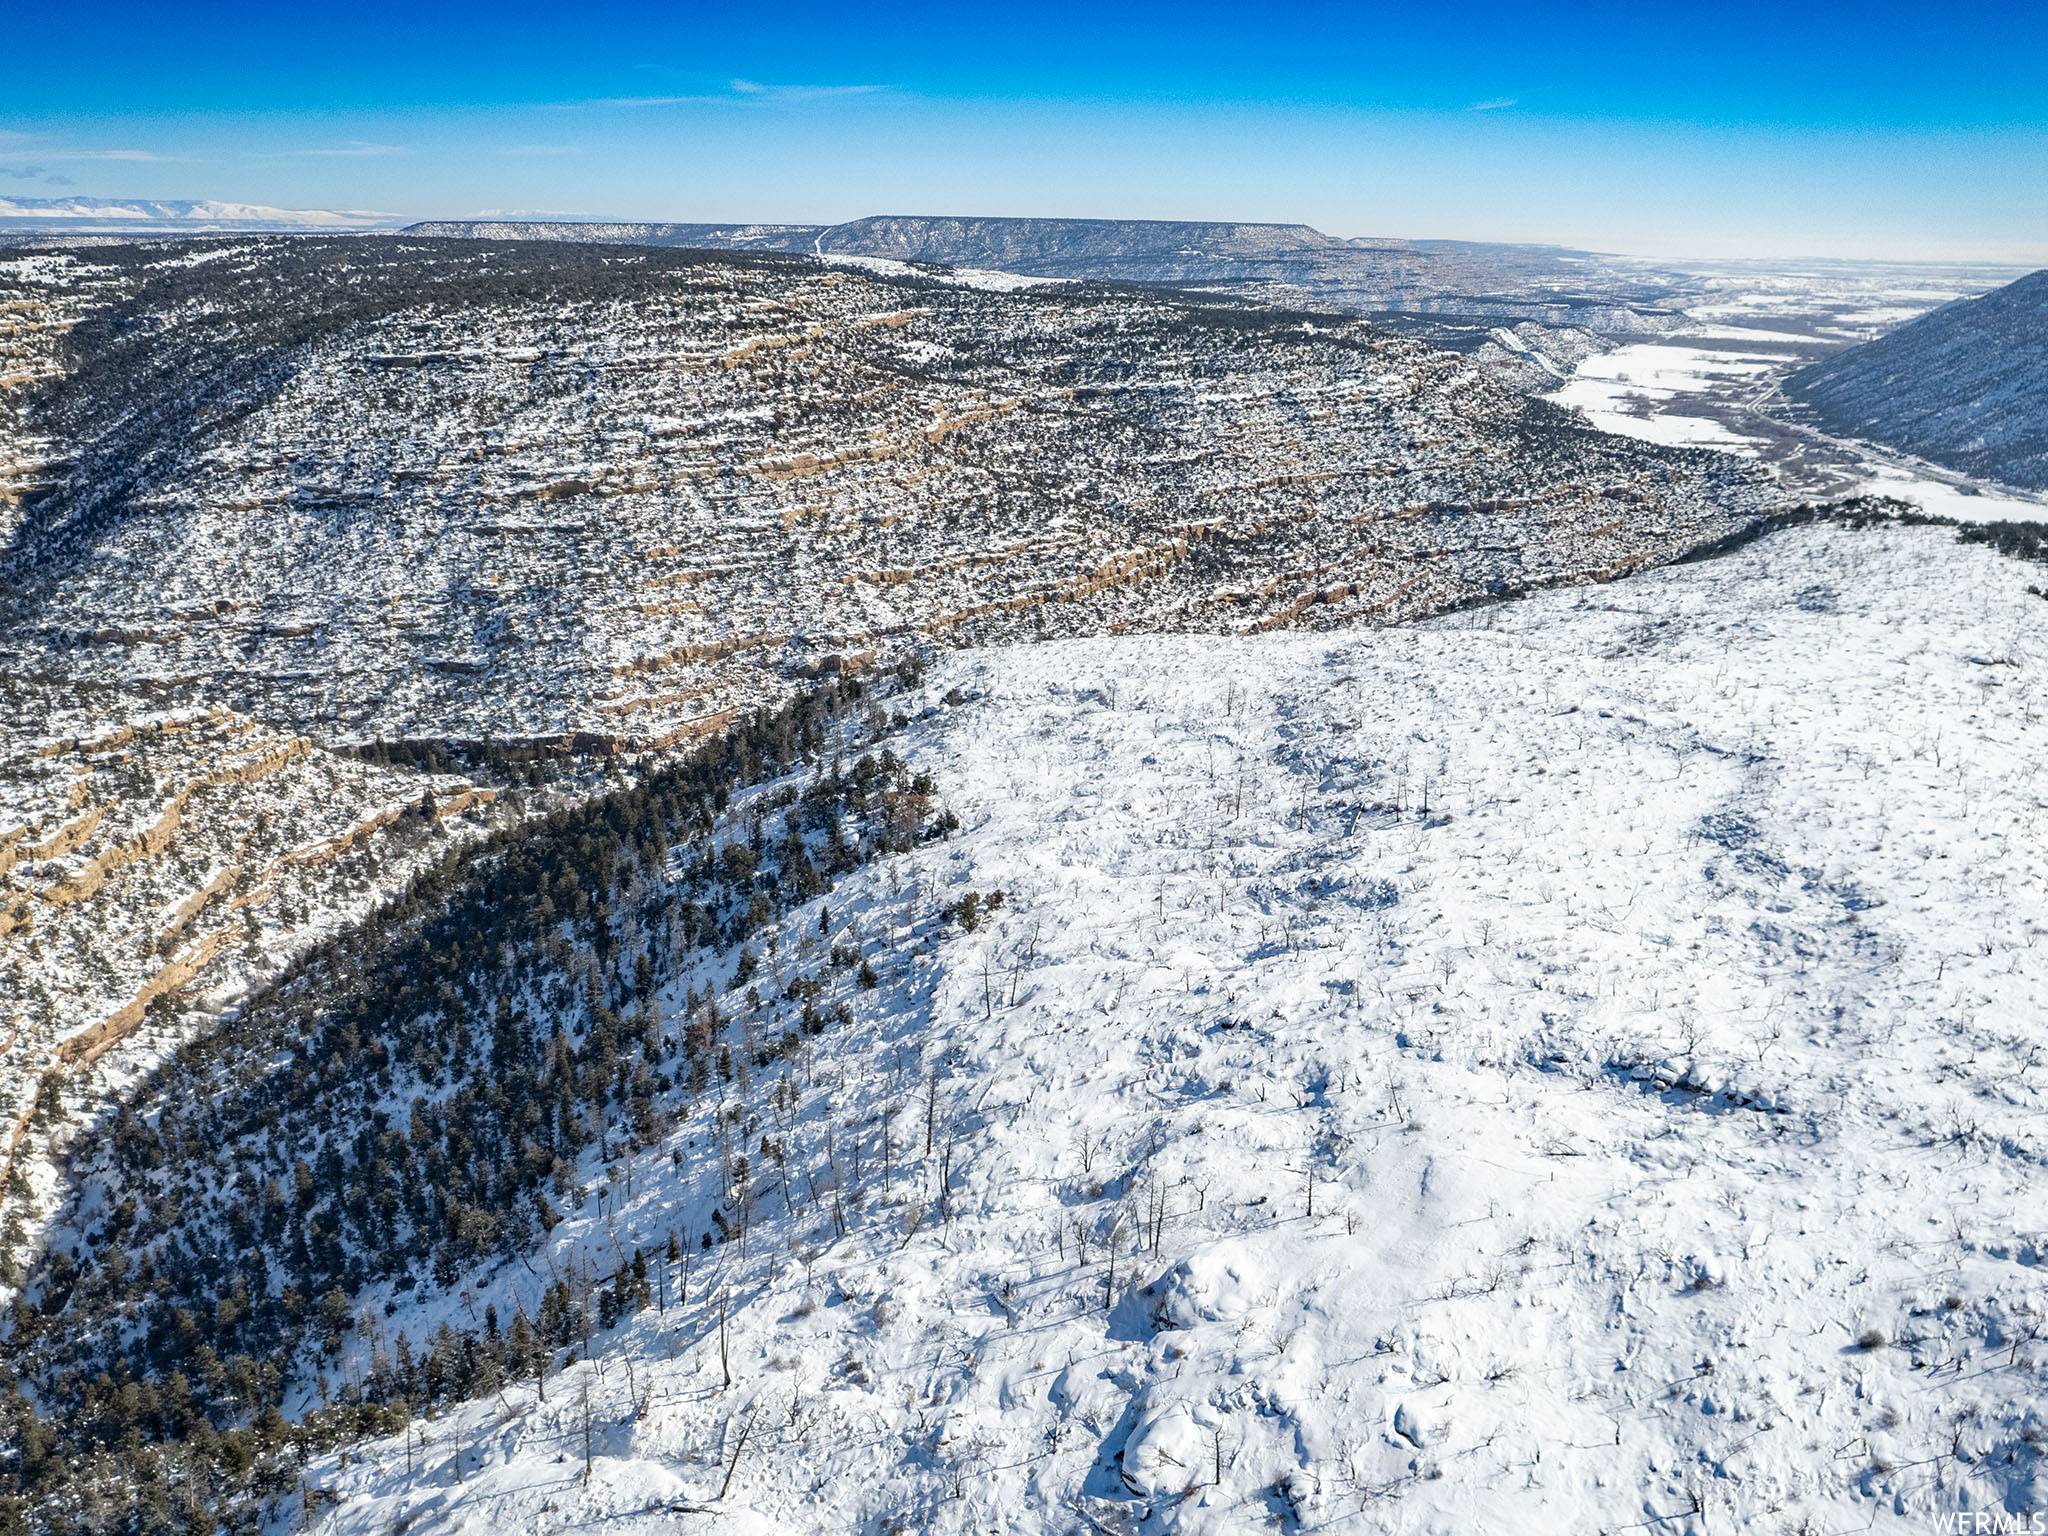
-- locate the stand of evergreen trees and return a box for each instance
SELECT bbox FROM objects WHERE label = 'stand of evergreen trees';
[0,664,941,1535]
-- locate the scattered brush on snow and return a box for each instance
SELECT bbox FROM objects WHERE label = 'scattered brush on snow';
[13,519,2031,1535]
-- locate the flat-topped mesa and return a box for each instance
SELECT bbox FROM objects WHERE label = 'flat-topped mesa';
[397,215,1694,331]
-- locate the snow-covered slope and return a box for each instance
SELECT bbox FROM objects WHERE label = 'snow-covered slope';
[1781,269,2048,490]
[306,520,2048,1533]
[3,239,1769,751]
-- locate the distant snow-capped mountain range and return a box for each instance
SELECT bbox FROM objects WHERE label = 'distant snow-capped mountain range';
[0,195,400,231]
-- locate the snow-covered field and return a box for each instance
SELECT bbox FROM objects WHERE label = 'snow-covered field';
[1543,333,2048,520]
[310,522,2048,1534]
[1849,460,2048,526]
[818,250,1069,291]
[1542,340,1783,452]
[1539,260,2048,521]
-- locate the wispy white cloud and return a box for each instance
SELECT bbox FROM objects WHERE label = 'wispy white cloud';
[39,147,177,161]
[564,79,887,110]
[0,133,154,171]
[738,80,884,103]
[284,141,405,158]
[1469,97,1519,112]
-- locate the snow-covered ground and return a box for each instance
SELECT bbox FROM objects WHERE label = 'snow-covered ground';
[1849,459,2048,526]
[309,522,2048,1535]
[818,250,1069,292]
[1539,261,2048,521]
[1544,334,2048,521]
[1542,339,1784,452]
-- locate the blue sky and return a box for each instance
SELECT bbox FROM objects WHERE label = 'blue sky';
[6,0,2045,260]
